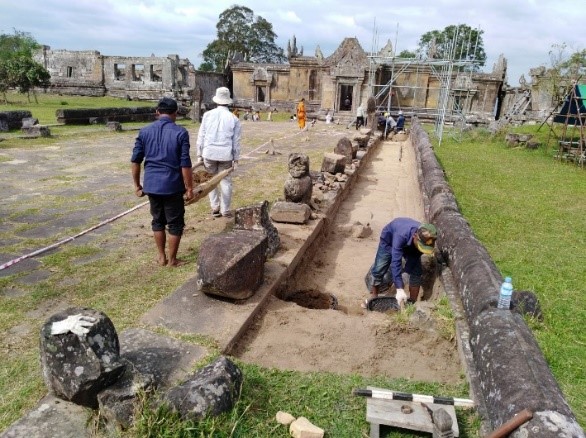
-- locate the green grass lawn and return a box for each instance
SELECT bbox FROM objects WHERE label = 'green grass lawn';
[434,125,586,427]
[0,90,154,125]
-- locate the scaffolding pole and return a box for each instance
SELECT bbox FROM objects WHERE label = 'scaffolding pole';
[367,25,482,145]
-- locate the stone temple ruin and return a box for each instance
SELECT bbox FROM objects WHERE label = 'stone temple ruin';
[32,36,568,136]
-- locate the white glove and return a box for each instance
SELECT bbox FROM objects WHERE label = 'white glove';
[197,156,203,164]
[232,160,238,170]
[395,288,408,307]
[51,314,97,337]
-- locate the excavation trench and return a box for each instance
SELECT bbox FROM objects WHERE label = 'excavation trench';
[233,139,464,384]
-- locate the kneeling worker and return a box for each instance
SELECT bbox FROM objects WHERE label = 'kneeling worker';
[363,218,437,309]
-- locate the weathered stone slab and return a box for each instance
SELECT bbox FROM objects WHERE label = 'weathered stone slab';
[98,325,208,429]
[21,125,51,137]
[21,117,39,128]
[1,395,90,438]
[97,365,154,430]
[106,121,122,131]
[197,230,267,300]
[334,137,353,160]
[321,152,347,174]
[234,201,280,257]
[290,416,324,438]
[0,110,32,131]
[40,307,125,408]
[270,201,312,224]
[55,107,155,125]
[162,356,242,421]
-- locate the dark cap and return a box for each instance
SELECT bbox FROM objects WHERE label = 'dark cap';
[415,223,437,255]
[157,97,178,113]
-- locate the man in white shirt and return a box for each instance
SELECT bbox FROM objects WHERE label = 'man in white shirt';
[196,87,242,218]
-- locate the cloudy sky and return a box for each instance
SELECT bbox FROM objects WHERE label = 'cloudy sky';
[1,0,584,85]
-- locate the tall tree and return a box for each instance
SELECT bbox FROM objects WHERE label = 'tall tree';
[543,43,586,105]
[0,29,50,102]
[200,5,286,72]
[417,24,486,71]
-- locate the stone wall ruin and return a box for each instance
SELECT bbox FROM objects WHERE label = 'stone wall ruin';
[33,46,224,108]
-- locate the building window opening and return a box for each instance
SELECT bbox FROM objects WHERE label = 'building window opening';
[132,64,144,81]
[256,86,265,102]
[150,65,162,82]
[66,66,73,78]
[114,63,126,81]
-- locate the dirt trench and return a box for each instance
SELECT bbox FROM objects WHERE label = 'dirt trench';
[234,139,464,384]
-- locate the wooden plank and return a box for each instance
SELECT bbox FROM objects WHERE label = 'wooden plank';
[185,167,233,206]
[365,387,459,436]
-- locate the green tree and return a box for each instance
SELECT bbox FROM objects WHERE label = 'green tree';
[544,43,586,105]
[398,49,417,58]
[0,29,50,102]
[417,24,486,71]
[200,5,286,72]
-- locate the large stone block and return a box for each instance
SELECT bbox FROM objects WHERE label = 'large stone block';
[162,356,242,421]
[40,307,125,408]
[321,152,347,174]
[234,201,280,257]
[334,137,353,160]
[197,230,267,300]
[0,110,32,131]
[270,201,312,224]
[21,125,51,137]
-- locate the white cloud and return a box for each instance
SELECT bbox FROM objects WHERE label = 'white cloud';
[277,10,302,23]
[1,0,585,84]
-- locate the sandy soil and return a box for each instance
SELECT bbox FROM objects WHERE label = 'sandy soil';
[235,138,464,384]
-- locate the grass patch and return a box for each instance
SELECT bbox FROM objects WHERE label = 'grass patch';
[0,91,154,125]
[434,125,586,426]
[126,362,478,438]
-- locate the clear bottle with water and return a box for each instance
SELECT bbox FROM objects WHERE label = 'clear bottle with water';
[497,277,513,310]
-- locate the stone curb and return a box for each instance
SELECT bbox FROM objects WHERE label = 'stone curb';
[410,120,584,437]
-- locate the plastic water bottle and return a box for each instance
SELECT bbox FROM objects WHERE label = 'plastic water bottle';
[497,277,513,310]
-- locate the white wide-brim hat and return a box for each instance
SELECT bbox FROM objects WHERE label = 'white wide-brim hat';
[213,87,233,105]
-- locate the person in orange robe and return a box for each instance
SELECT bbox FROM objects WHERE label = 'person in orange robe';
[296,98,306,130]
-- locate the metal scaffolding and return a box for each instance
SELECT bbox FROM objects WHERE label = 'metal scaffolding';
[367,25,482,145]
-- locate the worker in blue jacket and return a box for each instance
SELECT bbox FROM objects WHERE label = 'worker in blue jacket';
[363,217,437,309]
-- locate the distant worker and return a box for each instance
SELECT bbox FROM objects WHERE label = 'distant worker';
[344,96,351,111]
[385,113,397,139]
[396,110,405,132]
[325,111,333,124]
[131,97,194,267]
[362,218,437,310]
[196,87,241,218]
[355,104,365,130]
[296,97,306,130]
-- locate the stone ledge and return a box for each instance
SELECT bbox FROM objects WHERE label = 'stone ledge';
[410,120,584,437]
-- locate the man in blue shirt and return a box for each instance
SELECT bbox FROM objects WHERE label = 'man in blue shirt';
[364,218,437,309]
[131,97,194,267]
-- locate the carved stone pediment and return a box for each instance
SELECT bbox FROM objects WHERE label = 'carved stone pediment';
[252,67,272,85]
[326,38,367,78]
